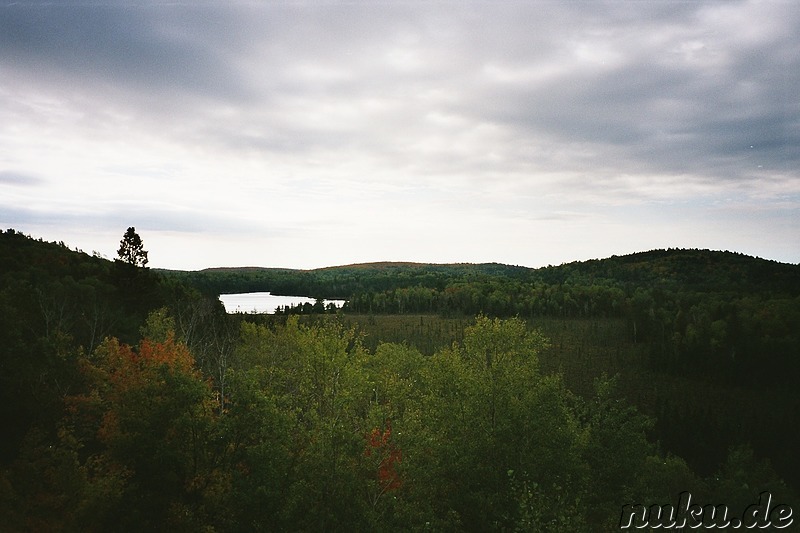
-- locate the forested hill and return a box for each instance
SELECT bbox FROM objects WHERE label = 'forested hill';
[162,248,800,300]
[537,249,800,293]
[159,260,533,297]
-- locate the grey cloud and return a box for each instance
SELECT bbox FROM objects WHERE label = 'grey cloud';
[0,204,40,227]
[451,1,800,185]
[0,170,43,186]
[0,199,271,236]
[2,1,798,202]
[0,2,253,101]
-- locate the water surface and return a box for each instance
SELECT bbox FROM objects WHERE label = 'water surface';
[219,292,345,314]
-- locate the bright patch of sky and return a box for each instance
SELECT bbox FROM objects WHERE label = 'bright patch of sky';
[1,0,798,269]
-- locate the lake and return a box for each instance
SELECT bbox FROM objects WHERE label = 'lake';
[218,292,346,314]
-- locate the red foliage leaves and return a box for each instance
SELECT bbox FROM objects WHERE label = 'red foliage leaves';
[365,420,402,491]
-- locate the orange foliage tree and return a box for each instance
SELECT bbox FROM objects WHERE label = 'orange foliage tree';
[364,418,403,507]
[63,333,223,531]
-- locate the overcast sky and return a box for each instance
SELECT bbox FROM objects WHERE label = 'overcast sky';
[2,0,798,270]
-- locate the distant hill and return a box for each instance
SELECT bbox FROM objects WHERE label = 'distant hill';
[161,249,799,298]
[533,249,800,294]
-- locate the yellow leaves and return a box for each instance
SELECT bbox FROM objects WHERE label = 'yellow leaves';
[462,314,548,371]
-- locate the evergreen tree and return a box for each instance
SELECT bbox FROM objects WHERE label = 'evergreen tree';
[117,227,148,268]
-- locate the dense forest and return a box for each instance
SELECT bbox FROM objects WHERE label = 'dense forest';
[2,228,799,531]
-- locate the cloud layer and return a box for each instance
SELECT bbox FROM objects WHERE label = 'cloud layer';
[2,0,798,269]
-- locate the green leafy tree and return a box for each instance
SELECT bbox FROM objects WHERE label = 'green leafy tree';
[117,227,148,268]
[403,316,588,531]
[229,317,375,530]
[579,375,658,527]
